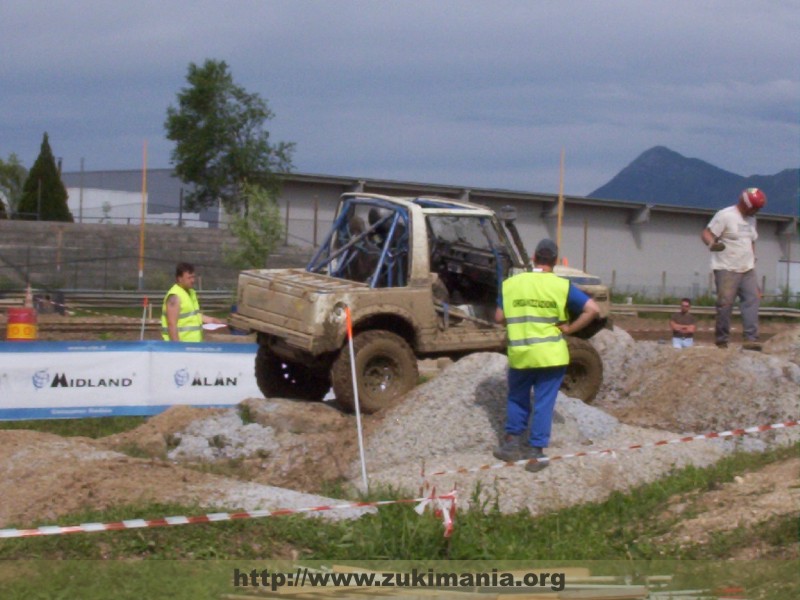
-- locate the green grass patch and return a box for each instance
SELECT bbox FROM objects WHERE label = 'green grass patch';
[0,416,146,438]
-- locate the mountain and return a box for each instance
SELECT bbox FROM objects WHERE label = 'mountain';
[588,146,798,216]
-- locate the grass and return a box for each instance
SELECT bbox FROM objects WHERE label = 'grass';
[0,415,146,438]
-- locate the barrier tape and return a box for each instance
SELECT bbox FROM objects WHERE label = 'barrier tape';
[424,420,799,478]
[0,491,457,540]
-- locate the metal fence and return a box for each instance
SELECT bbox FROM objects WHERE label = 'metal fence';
[0,289,235,313]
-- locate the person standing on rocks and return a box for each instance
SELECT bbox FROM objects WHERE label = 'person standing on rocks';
[493,238,600,472]
[701,188,766,351]
[162,262,226,342]
[669,298,697,348]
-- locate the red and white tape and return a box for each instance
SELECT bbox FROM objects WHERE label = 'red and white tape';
[0,491,457,540]
[424,420,798,478]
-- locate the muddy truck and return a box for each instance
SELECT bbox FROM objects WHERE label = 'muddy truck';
[229,193,611,413]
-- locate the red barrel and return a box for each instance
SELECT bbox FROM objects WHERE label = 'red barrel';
[6,307,38,341]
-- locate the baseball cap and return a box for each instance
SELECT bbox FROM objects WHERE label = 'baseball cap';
[534,238,558,258]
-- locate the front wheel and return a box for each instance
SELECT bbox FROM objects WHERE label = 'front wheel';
[331,330,418,414]
[561,337,603,404]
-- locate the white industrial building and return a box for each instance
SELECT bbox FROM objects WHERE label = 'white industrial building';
[60,169,799,298]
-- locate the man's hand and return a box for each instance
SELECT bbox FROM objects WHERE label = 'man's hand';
[709,240,726,252]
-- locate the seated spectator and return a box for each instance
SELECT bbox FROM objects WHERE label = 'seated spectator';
[670,298,697,348]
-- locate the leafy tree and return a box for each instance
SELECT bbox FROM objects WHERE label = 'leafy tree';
[0,153,28,218]
[16,133,73,222]
[224,184,284,269]
[165,59,294,215]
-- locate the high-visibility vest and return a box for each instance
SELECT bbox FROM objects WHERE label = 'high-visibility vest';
[161,284,203,342]
[502,271,570,368]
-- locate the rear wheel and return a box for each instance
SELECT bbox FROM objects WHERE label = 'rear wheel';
[561,337,603,404]
[255,345,330,401]
[331,330,418,414]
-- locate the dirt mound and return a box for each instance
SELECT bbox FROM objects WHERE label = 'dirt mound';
[99,398,363,493]
[0,429,219,527]
[591,331,800,433]
[0,427,372,529]
[763,325,800,365]
[102,405,226,456]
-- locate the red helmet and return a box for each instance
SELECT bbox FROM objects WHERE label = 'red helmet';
[740,188,766,211]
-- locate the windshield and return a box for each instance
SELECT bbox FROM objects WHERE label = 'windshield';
[426,214,503,250]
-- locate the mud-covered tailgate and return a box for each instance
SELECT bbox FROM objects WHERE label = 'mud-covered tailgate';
[229,269,366,352]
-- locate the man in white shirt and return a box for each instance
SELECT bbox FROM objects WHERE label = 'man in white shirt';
[701,188,766,350]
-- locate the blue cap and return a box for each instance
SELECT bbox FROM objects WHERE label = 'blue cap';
[534,238,558,258]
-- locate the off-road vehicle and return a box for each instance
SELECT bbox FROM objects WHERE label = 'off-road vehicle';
[230,193,611,413]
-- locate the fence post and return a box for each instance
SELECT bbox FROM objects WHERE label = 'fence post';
[313,196,319,248]
[284,200,290,246]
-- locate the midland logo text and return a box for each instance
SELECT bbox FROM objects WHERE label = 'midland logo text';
[32,370,135,389]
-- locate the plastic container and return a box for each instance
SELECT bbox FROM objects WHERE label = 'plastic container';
[6,307,38,341]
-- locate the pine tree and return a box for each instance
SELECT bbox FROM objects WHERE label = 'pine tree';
[17,133,73,222]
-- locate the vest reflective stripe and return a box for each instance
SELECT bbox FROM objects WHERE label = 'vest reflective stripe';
[503,271,570,368]
[508,334,564,346]
[505,315,560,324]
[161,284,203,342]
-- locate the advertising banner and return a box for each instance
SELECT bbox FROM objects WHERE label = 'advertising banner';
[0,341,260,420]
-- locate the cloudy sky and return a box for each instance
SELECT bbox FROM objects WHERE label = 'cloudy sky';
[2,0,798,196]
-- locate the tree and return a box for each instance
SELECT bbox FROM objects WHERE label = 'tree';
[224,184,284,269]
[0,153,28,219]
[16,133,73,222]
[165,59,294,215]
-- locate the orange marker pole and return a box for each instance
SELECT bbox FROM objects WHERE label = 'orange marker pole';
[345,306,369,491]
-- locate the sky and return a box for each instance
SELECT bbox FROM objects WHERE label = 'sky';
[1,0,798,197]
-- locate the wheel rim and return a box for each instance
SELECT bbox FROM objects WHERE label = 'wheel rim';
[563,364,587,393]
[362,355,400,396]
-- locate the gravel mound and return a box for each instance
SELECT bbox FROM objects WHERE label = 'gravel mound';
[352,329,799,516]
[167,411,280,461]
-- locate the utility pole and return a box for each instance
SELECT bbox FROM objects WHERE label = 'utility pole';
[79,158,84,223]
[138,141,147,291]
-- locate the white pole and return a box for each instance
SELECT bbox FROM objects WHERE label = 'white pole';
[140,297,148,341]
[345,306,369,492]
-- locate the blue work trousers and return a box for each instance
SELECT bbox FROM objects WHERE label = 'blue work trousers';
[505,365,566,448]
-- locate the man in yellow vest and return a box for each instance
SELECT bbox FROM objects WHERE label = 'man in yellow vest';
[162,262,226,342]
[494,239,600,472]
